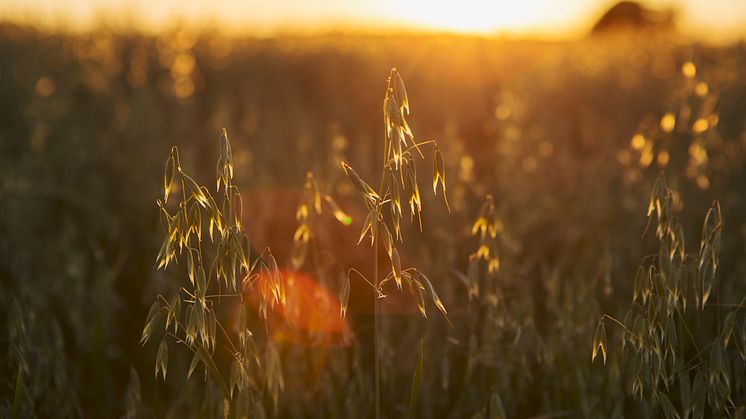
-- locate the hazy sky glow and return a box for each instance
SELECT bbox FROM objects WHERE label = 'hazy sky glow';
[2,0,745,39]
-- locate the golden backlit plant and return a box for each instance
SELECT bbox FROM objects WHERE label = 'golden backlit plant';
[339,68,450,419]
[595,175,746,418]
[141,129,285,417]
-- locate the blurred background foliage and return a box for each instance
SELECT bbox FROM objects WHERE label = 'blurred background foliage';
[1,20,746,418]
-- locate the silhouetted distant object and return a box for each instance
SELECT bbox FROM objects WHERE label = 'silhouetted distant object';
[591,1,676,35]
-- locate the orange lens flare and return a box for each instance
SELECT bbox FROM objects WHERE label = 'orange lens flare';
[246,269,353,348]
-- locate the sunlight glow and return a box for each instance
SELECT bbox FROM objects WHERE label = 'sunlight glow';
[400,3,525,33]
[0,0,744,40]
[395,1,567,34]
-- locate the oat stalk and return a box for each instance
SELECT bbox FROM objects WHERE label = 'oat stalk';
[340,68,450,418]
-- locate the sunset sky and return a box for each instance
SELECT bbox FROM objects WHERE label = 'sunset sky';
[2,0,745,39]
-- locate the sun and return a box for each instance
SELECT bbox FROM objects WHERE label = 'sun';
[394,1,547,34]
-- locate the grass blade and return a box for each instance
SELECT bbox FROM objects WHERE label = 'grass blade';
[12,363,22,419]
[408,339,424,419]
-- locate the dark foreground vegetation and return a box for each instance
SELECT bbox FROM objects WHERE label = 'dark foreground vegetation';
[1,22,745,418]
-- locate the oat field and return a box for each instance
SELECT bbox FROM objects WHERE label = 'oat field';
[1,23,746,418]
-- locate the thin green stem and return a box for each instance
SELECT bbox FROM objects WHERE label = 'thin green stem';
[675,307,703,365]
[601,314,644,345]
[372,101,391,419]
[383,140,437,168]
[215,316,239,355]
[159,294,239,355]
[374,235,381,419]
[205,293,242,299]
[348,268,377,290]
